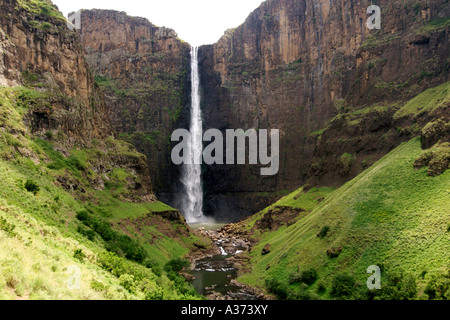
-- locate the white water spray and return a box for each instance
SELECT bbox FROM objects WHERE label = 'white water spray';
[180,47,204,223]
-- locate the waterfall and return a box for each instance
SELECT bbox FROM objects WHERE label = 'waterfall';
[180,47,204,224]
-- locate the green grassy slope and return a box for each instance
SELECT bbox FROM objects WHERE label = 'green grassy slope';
[0,86,205,299]
[238,138,450,300]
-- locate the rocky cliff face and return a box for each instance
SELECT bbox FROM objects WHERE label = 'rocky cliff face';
[78,10,191,193]
[199,0,449,219]
[0,0,112,142]
[0,0,155,202]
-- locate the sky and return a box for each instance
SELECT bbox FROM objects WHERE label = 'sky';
[52,0,266,46]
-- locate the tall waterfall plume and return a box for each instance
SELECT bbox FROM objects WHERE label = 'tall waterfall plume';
[180,47,204,223]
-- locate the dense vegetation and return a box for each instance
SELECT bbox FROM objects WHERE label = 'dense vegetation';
[2,0,449,302]
[233,84,450,300]
[238,137,449,300]
[0,86,204,299]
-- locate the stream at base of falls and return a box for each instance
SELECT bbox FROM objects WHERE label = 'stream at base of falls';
[187,224,269,300]
[189,254,241,297]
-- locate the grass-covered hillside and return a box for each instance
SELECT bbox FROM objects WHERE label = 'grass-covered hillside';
[0,86,208,300]
[237,136,449,300]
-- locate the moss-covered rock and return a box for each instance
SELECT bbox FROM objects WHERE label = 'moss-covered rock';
[414,142,450,176]
[338,153,355,177]
[421,118,450,149]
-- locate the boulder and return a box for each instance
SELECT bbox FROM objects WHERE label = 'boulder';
[261,244,271,255]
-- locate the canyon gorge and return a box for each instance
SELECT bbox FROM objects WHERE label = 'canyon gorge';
[0,0,449,301]
[78,0,448,221]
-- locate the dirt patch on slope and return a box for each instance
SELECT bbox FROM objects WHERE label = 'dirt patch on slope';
[255,206,306,231]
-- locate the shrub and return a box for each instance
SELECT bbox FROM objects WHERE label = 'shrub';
[300,268,319,285]
[98,252,151,282]
[144,259,163,277]
[265,278,288,299]
[145,286,165,300]
[164,258,190,273]
[76,210,90,222]
[96,252,198,300]
[119,274,137,293]
[107,235,147,263]
[338,153,355,176]
[90,280,106,292]
[24,179,40,195]
[94,221,114,242]
[21,70,40,83]
[424,271,450,300]
[330,273,356,299]
[0,217,17,238]
[316,280,327,294]
[73,249,86,262]
[40,22,52,30]
[317,226,330,238]
[47,160,65,170]
[76,209,146,262]
[66,155,86,171]
[288,272,302,284]
[287,283,314,300]
[77,225,96,241]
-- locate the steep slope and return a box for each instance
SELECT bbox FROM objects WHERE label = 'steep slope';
[78,10,191,195]
[234,133,449,299]
[309,80,450,185]
[0,0,209,300]
[199,0,449,220]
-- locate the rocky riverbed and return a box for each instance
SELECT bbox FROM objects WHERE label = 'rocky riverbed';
[188,224,271,300]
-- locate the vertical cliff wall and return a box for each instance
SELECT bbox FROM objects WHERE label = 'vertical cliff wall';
[79,10,191,193]
[0,0,113,142]
[0,0,155,202]
[199,0,449,219]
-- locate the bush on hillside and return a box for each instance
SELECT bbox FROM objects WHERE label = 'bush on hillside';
[424,271,450,300]
[265,277,288,299]
[24,179,40,195]
[338,153,355,176]
[144,259,163,277]
[73,249,86,262]
[363,269,418,300]
[300,268,319,285]
[287,283,315,300]
[316,279,327,294]
[330,273,356,299]
[76,210,147,263]
[0,217,17,238]
[164,258,190,273]
[77,225,96,241]
[290,268,320,285]
[317,225,330,238]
